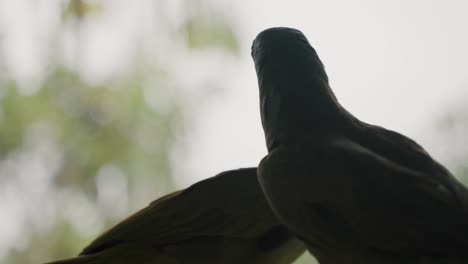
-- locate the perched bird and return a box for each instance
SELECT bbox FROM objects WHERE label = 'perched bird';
[45,168,305,264]
[252,27,468,264]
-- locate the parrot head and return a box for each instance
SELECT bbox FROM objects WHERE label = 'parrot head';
[251,27,342,151]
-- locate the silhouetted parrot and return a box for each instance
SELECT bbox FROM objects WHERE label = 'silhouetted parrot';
[252,27,468,264]
[45,168,305,264]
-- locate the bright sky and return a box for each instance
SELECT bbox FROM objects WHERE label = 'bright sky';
[175,0,468,184]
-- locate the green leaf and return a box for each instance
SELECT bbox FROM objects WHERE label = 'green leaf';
[183,15,239,54]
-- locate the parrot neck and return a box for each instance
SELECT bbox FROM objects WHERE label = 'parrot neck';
[259,76,357,152]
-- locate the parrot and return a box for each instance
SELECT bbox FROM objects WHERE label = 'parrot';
[252,27,468,264]
[45,168,305,264]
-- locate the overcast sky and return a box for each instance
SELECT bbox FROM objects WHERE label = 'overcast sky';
[174,0,468,184]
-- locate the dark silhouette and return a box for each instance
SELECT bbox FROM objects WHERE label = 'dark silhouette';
[45,168,305,264]
[253,27,468,264]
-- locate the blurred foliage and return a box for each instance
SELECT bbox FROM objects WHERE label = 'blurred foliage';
[2,61,180,263]
[0,1,248,263]
[1,67,180,188]
[295,252,316,264]
[63,0,104,20]
[434,107,468,182]
[184,14,240,54]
